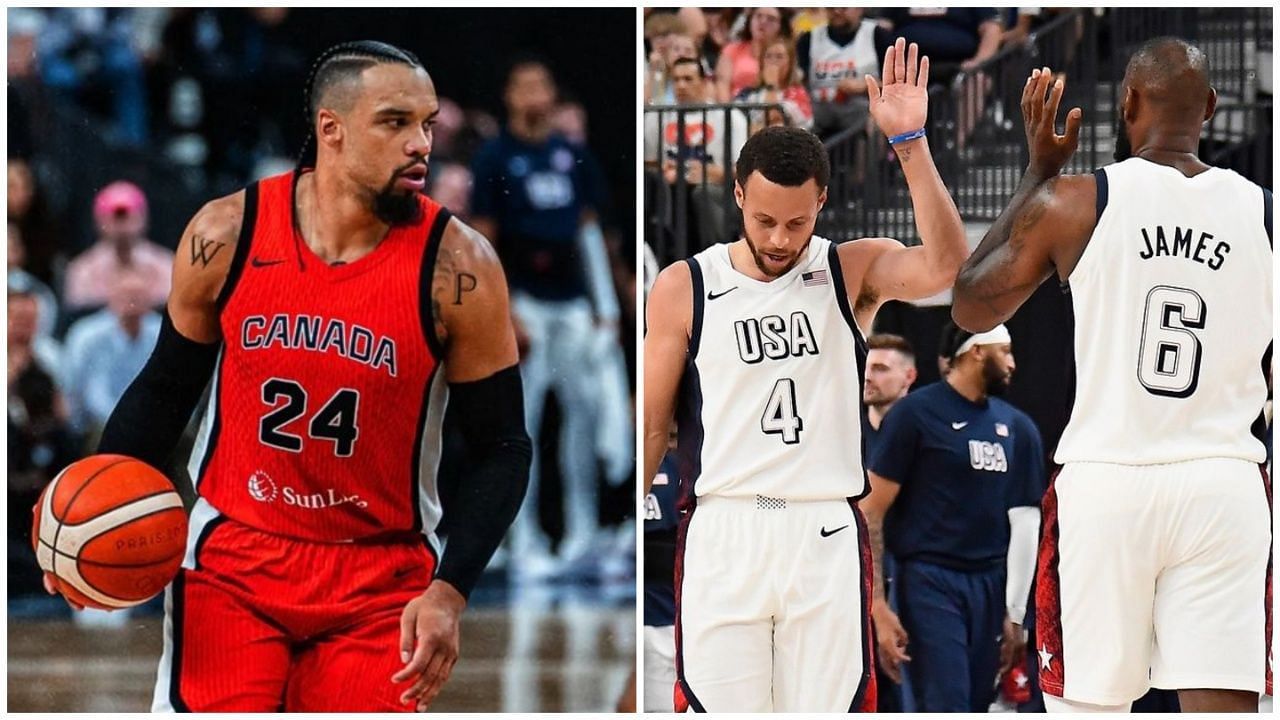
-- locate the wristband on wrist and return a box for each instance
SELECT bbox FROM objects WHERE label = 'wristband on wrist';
[888,128,927,145]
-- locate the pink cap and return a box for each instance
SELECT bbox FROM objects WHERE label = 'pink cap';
[93,181,148,221]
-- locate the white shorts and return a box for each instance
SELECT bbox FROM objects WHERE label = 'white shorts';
[1036,459,1272,705]
[675,494,875,712]
[643,625,676,713]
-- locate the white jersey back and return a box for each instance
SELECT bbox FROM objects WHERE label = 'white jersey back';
[1055,158,1272,465]
[675,237,869,500]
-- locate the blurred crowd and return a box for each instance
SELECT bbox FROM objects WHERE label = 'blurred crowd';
[9,8,636,601]
[643,8,1074,135]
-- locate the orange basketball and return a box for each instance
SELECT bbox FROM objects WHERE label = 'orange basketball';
[31,454,188,610]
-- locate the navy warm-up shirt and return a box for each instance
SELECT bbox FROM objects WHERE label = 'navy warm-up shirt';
[469,128,605,301]
[644,454,680,626]
[869,381,1045,570]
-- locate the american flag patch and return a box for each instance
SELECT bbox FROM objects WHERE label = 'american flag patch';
[801,269,829,287]
[995,423,1009,437]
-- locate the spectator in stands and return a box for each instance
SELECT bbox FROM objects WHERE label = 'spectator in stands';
[63,180,172,312]
[428,97,468,162]
[796,7,882,138]
[714,7,793,102]
[8,225,58,341]
[9,282,77,597]
[790,8,828,36]
[861,333,918,713]
[734,38,814,132]
[877,8,1002,148]
[644,57,749,252]
[156,9,308,186]
[8,9,47,161]
[62,268,161,441]
[700,8,738,70]
[552,99,589,146]
[428,163,473,220]
[645,12,687,105]
[36,9,150,147]
[877,8,1002,80]
[7,158,63,288]
[470,58,610,579]
[646,31,711,105]
[999,8,1041,48]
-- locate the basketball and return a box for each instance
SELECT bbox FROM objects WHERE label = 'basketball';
[31,455,188,610]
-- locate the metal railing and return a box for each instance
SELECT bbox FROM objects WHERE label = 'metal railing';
[644,102,780,266]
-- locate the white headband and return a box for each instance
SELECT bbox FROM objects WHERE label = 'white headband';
[954,324,1011,356]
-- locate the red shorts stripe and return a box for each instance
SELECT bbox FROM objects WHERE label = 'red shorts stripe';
[1035,468,1065,697]
[851,501,878,712]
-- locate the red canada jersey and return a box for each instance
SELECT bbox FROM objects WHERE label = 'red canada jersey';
[190,170,451,543]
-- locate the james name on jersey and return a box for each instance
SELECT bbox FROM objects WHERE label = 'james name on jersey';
[1138,224,1231,270]
[240,313,399,377]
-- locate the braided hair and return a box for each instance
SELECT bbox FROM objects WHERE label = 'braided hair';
[298,40,424,168]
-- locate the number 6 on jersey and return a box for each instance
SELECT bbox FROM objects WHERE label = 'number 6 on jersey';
[761,378,803,444]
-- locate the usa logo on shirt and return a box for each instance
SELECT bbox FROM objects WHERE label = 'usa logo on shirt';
[995,423,1009,437]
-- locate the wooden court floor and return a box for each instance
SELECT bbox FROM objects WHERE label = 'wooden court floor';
[8,599,634,712]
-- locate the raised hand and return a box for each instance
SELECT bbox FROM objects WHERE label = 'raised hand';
[866,37,930,138]
[1022,66,1082,179]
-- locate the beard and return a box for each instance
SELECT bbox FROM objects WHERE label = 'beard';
[373,162,427,226]
[982,356,1011,396]
[742,226,809,278]
[1113,118,1133,162]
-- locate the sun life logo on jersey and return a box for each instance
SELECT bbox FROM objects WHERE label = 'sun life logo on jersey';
[247,470,368,510]
[248,470,279,502]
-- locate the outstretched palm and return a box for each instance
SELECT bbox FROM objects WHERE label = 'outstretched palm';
[867,37,930,138]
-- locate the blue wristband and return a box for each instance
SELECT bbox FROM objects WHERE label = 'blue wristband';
[888,128,927,145]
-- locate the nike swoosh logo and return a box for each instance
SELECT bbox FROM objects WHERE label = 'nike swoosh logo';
[952,422,969,430]
[820,525,849,537]
[251,257,285,268]
[707,287,739,300]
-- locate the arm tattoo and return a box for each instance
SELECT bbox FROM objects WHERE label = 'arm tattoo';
[431,248,456,344]
[955,174,1056,313]
[454,273,477,305]
[869,513,888,601]
[190,234,225,268]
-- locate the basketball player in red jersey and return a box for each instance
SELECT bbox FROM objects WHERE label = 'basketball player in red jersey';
[41,41,532,712]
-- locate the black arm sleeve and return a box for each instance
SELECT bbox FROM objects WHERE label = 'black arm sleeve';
[97,310,220,470]
[436,364,532,599]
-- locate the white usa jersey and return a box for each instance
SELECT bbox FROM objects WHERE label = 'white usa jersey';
[674,237,869,500]
[1055,158,1272,465]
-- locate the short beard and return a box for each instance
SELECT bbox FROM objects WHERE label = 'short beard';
[373,163,426,227]
[982,356,1010,396]
[742,226,809,278]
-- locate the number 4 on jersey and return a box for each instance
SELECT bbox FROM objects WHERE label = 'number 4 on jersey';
[761,378,803,444]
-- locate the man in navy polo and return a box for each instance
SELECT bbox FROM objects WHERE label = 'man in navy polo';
[863,321,1045,712]
[470,57,612,579]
